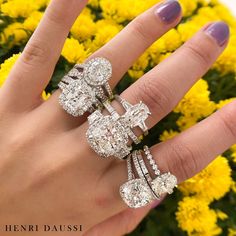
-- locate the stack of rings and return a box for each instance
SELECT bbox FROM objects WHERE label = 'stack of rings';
[120,146,177,208]
[58,57,177,208]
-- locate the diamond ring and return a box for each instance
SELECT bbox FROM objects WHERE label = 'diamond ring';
[58,57,113,117]
[86,97,151,159]
[120,146,177,208]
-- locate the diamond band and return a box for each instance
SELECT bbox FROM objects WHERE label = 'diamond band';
[86,96,150,159]
[120,146,177,208]
[58,57,113,117]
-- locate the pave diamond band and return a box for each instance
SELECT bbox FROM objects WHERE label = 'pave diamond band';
[120,146,177,208]
[58,57,113,117]
[86,97,151,159]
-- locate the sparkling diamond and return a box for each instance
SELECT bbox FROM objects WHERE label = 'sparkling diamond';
[152,173,177,196]
[84,57,112,86]
[59,79,96,117]
[120,179,153,208]
[86,112,130,159]
[120,102,151,131]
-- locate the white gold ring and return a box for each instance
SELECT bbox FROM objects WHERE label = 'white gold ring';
[58,57,113,117]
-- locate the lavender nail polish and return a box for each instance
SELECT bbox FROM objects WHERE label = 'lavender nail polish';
[155,0,181,24]
[204,21,230,46]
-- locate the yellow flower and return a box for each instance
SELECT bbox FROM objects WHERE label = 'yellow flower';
[1,22,28,46]
[1,0,43,18]
[61,37,90,64]
[216,210,228,220]
[88,0,99,8]
[70,9,96,41]
[159,130,179,142]
[0,54,20,86]
[23,11,43,32]
[128,51,150,80]
[179,156,232,202]
[90,20,121,51]
[176,197,221,235]
[174,79,216,130]
[179,0,198,17]
[229,228,236,236]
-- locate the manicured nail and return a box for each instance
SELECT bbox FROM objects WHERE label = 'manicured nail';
[204,21,230,46]
[155,0,181,24]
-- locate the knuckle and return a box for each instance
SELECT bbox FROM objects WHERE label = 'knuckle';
[137,77,174,117]
[167,142,199,181]
[22,42,47,66]
[131,15,156,44]
[184,41,213,69]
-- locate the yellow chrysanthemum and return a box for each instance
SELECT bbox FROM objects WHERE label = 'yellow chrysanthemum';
[229,228,236,236]
[128,51,150,80]
[0,54,20,86]
[179,0,198,17]
[90,19,121,51]
[179,156,232,202]
[61,37,90,64]
[23,11,43,32]
[176,197,221,235]
[71,9,96,41]
[1,0,44,18]
[174,79,216,130]
[88,0,99,8]
[1,22,28,46]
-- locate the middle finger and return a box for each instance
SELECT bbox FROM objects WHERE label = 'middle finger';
[45,0,182,131]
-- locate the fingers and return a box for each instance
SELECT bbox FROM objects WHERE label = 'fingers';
[2,0,88,111]
[121,21,230,128]
[89,0,182,88]
[109,99,236,207]
[47,0,182,130]
[151,100,236,182]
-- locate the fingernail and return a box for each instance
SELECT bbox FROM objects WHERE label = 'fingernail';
[155,0,182,24]
[204,21,230,46]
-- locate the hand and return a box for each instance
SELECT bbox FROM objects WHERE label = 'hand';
[0,0,234,235]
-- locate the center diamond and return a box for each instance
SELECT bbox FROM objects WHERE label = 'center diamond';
[152,173,177,196]
[84,58,112,86]
[120,179,153,208]
[86,112,130,159]
[59,79,96,117]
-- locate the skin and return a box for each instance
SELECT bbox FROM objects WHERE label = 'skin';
[0,0,235,235]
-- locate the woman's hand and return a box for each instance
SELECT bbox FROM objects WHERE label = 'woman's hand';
[0,0,234,235]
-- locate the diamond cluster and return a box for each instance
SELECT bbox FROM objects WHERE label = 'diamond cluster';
[86,98,151,159]
[58,58,112,117]
[87,111,131,159]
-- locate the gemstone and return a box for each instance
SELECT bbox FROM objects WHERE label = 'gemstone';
[59,79,96,117]
[86,113,130,159]
[84,58,112,86]
[152,173,177,196]
[120,102,150,130]
[120,179,153,208]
